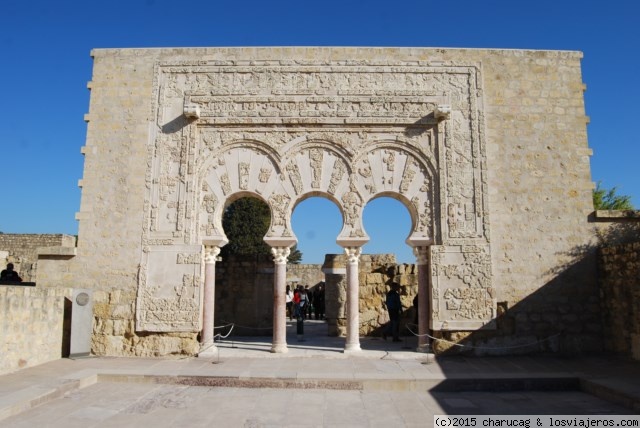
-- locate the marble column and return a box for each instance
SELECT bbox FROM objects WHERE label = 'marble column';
[414,246,430,352]
[343,246,362,353]
[271,246,290,353]
[198,245,220,358]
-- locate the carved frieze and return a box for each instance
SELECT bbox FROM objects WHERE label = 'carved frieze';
[136,245,204,332]
[429,245,495,330]
[341,179,364,238]
[140,57,491,333]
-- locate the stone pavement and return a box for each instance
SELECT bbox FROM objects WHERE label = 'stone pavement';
[1,320,639,427]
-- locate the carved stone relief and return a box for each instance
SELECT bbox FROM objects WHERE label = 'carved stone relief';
[139,58,492,333]
[429,245,494,330]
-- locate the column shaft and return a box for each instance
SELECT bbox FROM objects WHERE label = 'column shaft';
[344,247,362,352]
[198,245,220,358]
[414,246,430,352]
[271,247,290,353]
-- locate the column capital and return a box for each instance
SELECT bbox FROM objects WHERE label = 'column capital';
[271,246,291,265]
[204,245,221,264]
[344,247,362,264]
[413,246,429,265]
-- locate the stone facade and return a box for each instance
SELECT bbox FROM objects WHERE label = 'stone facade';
[599,242,640,361]
[0,286,72,375]
[0,234,75,282]
[62,47,595,356]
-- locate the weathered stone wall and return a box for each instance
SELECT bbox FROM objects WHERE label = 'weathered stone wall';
[286,264,325,288]
[212,254,418,338]
[323,253,419,336]
[599,242,640,360]
[0,286,71,375]
[71,47,595,356]
[214,255,274,336]
[0,234,75,282]
[91,288,199,357]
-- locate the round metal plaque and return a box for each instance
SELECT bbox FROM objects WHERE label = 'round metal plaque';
[76,292,90,306]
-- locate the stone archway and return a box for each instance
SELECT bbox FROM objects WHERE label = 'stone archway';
[135,58,495,356]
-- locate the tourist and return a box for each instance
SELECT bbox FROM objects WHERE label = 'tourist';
[314,283,325,320]
[293,286,301,319]
[298,285,308,319]
[383,283,402,342]
[286,285,294,321]
[304,285,313,319]
[0,263,22,282]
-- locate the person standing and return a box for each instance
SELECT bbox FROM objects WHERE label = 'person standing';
[383,283,402,342]
[304,285,313,319]
[0,263,22,282]
[286,285,294,321]
[298,285,308,319]
[314,283,325,320]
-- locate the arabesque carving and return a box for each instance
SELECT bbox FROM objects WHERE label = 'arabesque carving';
[138,57,492,333]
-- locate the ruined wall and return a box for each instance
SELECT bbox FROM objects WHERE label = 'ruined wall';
[214,255,274,336]
[0,286,71,375]
[73,47,595,356]
[286,264,325,288]
[0,234,75,282]
[599,242,640,360]
[323,253,419,336]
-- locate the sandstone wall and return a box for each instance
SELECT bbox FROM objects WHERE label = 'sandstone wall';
[286,264,325,288]
[0,286,71,375]
[72,47,595,356]
[0,234,75,282]
[599,242,640,360]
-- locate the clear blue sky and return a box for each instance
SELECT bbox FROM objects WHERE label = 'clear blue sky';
[1,0,638,264]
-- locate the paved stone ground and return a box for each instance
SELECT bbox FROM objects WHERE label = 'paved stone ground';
[1,321,638,427]
[0,382,633,427]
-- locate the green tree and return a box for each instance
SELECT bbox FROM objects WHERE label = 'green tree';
[220,197,303,263]
[593,182,634,210]
[288,244,302,264]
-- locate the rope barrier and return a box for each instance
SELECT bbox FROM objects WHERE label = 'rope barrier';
[405,323,561,350]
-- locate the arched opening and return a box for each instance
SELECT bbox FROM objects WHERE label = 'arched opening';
[290,196,343,337]
[215,196,273,336]
[291,196,343,264]
[363,196,413,263]
[362,196,417,339]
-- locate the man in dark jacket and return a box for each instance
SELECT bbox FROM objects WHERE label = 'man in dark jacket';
[384,282,402,342]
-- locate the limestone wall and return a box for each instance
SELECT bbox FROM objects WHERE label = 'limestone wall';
[599,242,640,360]
[0,234,75,282]
[72,47,596,356]
[286,264,325,288]
[0,286,71,375]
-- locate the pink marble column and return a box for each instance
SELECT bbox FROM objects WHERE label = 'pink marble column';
[198,245,220,358]
[270,246,290,353]
[414,246,430,352]
[344,246,362,353]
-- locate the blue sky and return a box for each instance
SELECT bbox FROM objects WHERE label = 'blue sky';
[1,0,638,264]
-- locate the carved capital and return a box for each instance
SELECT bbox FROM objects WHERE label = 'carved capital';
[204,246,220,264]
[344,247,362,264]
[271,246,291,265]
[413,246,429,265]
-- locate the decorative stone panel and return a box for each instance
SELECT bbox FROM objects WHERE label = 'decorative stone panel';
[430,244,495,330]
[136,55,493,333]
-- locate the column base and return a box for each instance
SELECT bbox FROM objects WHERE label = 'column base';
[343,343,362,353]
[270,343,289,353]
[197,343,219,359]
[416,343,431,353]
